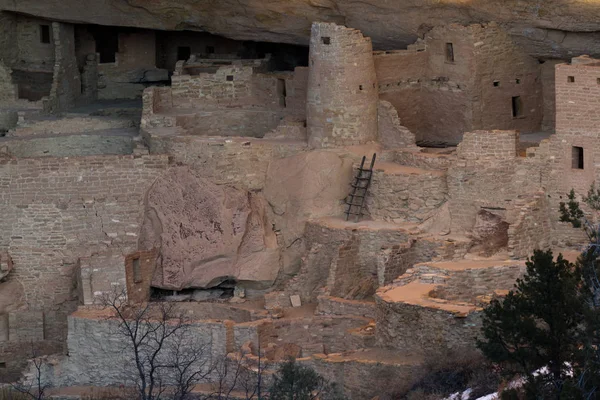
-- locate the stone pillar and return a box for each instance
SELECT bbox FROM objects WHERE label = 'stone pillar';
[307,23,378,148]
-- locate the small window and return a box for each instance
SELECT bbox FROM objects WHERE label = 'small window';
[572,146,584,169]
[359,85,363,91]
[206,45,215,54]
[493,81,500,87]
[132,257,142,284]
[226,75,234,82]
[0,362,6,368]
[568,76,575,83]
[40,25,51,44]
[515,78,521,84]
[445,43,454,62]
[512,96,524,118]
[177,46,191,61]
[597,78,600,85]
[321,37,331,45]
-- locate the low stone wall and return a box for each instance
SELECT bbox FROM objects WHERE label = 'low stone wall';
[42,314,228,387]
[316,296,376,319]
[1,134,134,157]
[375,295,482,354]
[175,109,283,138]
[234,315,372,358]
[366,164,448,223]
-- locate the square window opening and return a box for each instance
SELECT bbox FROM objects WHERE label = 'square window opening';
[493,81,500,87]
[226,75,234,82]
[40,25,51,44]
[132,257,142,284]
[568,76,575,83]
[572,146,584,169]
[445,43,454,62]
[359,85,363,91]
[177,46,191,61]
[321,37,331,45]
[597,78,600,85]
[206,45,215,54]
[512,96,524,118]
[516,78,521,84]
[0,362,6,368]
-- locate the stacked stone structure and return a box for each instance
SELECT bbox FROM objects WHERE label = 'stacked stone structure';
[0,12,597,399]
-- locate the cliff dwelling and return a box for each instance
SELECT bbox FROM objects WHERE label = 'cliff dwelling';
[0,1,599,398]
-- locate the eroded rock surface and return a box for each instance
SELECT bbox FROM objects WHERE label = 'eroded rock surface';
[140,166,279,290]
[4,0,600,58]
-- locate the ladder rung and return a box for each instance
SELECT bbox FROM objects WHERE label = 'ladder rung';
[351,184,368,189]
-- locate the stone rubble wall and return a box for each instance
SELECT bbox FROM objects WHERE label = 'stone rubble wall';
[507,192,553,259]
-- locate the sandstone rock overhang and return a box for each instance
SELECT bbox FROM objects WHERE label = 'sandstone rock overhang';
[3,0,600,58]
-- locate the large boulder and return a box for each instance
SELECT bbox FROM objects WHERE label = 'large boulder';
[140,166,279,290]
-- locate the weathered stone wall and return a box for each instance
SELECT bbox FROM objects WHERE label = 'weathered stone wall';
[42,313,228,387]
[316,295,376,319]
[472,23,543,133]
[366,164,447,223]
[156,30,246,71]
[457,130,518,160]
[556,57,600,137]
[146,135,307,191]
[1,135,134,157]
[0,11,17,65]
[377,100,416,149]
[541,60,564,132]
[15,14,55,70]
[375,296,482,353]
[44,22,81,113]
[376,23,542,142]
[507,193,553,259]
[307,23,378,148]
[0,61,16,102]
[171,65,255,107]
[0,154,168,378]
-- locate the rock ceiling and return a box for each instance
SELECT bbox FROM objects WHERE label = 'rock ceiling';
[3,0,600,59]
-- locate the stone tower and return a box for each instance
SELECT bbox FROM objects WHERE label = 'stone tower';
[307,22,378,148]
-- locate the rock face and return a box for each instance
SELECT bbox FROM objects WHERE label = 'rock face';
[140,166,279,290]
[264,151,353,274]
[4,0,600,58]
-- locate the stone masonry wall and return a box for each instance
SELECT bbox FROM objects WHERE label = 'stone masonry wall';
[457,130,518,160]
[42,314,228,387]
[366,165,448,223]
[0,154,168,378]
[556,58,600,136]
[146,135,307,191]
[307,23,378,148]
[471,22,543,133]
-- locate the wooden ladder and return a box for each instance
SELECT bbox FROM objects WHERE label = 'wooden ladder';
[344,153,376,222]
